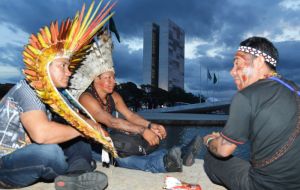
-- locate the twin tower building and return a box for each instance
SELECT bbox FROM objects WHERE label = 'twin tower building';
[143,19,185,91]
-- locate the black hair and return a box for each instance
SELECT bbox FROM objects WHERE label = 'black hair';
[240,36,278,71]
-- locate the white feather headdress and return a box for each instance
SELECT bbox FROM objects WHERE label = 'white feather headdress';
[69,31,114,99]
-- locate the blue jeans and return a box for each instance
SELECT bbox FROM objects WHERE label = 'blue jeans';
[92,148,167,173]
[0,144,67,187]
[60,137,93,173]
[0,137,93,188]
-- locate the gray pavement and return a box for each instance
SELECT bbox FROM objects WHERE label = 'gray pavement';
[13,159,225,190]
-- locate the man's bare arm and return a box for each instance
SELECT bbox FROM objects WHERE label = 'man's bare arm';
[21,110,81,144]
[79,92,160,146]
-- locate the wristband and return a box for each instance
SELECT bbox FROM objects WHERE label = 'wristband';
[206,137,215,147]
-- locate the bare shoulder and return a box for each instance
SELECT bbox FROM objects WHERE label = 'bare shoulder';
[112,91,130,114]
[80,92,95,101]
[112,91,121,98]
[111,91,123,102]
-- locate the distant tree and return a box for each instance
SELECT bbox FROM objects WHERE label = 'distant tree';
[116,82,206,110]
[141,84,168,109]
[115,82,143,111]
[140,84,155,109]
[0,83,14,100]
[168,87,202,106]
[198,94,207,103]
[152,87,168,107]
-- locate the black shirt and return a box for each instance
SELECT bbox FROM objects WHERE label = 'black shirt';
[221,78,300,189]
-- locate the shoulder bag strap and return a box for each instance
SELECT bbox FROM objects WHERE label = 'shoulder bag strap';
[252,77,300,168]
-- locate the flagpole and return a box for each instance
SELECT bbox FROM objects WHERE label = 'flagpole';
[199,62,202,103]
[206,67,208,102]
[214,71,217,103]
[218,72,220,101]
[207,67,209,101]
[213,70,215,103]
[213,71,218,103]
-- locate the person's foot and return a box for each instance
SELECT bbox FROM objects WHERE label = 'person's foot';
[55,171,108,190]
[182,135,203,166]
[164,147,183,172]
[91,159,97,171]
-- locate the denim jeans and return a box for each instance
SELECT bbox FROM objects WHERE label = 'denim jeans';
[0,143,67,187]
[204,151,251,190]
[60,137,93,173]
[116,149,167,173]
[92,148,167,173]
[0,137,93,188]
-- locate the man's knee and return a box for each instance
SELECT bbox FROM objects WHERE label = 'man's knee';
[203,152,222,184]
[63,138,92,160]
[35,144,67,168]
[203,153,212,175]
[203,151,214,172]
[38,144,64,158]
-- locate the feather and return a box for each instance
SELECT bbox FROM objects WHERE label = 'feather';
[23,51,34,60]
[37,33,48,49]
[28,45,41,55]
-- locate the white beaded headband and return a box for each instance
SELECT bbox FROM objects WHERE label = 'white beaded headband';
[238,46,277,67]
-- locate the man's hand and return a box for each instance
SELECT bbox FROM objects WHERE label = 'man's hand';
[203,132,220,146]
[86,119,109,137]
[142,128,160,146]
[203,132,237,158]
[150,123,167,140]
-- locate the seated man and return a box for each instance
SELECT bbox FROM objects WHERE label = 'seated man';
[203,36,300,189]
[0,2,115,189]
[68,32,202,173]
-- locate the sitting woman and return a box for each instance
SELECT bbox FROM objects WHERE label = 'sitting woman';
[68,31,202,173]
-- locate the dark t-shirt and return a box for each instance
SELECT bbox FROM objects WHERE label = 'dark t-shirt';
[221,78,300,189]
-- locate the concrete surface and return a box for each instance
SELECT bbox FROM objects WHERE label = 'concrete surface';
[14,159,226,190]
[138,112,227,126]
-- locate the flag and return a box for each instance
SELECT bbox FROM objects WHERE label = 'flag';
[207,69,212,80]
[109,16,120,43]
[213,73,217,84]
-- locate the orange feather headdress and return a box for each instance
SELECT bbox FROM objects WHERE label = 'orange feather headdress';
[22,0,118,157]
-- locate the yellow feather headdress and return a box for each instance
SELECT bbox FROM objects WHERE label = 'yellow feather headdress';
[22,0,118,157]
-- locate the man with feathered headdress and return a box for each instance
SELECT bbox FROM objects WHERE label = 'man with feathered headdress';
[0,1,116,189]
[68,30,203,174]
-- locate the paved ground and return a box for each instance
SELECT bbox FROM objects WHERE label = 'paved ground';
[14,159,225,190]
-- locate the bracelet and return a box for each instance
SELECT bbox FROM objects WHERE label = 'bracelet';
[206,137,215,147]
[147,122,152,129]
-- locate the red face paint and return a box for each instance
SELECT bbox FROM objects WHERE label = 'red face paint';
[98,83,105,89]
[96,71,116,94]
[232,51,254,90]
[242,74,247,82]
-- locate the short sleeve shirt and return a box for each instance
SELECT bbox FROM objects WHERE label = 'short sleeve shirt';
[221,78,300,189]
[0,80,47,157]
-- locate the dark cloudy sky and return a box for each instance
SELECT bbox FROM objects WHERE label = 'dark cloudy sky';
[0,0,299,101]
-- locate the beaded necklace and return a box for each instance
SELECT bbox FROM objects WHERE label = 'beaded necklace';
[90,85,112,113]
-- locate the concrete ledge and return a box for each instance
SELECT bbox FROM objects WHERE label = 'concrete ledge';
[138,112,227,126]
[15,159,225,190]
